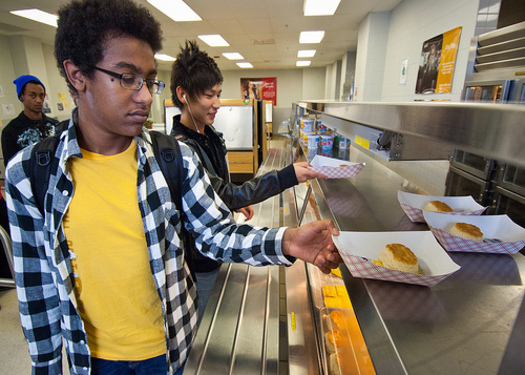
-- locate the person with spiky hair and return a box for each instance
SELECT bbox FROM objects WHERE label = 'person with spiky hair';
[170,40,327,320]
[4,1,341,374]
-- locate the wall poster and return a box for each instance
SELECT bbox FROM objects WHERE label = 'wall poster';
[416,26,462,94]
[240,77,277,105]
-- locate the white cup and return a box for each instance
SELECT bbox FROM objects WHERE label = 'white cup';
[307,133,319,150]
[302,119,315,132]
[320,134,334,151]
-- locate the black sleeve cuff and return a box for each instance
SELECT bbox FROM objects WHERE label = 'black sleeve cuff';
[277,164,298,189]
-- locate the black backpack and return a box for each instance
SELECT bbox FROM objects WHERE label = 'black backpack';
[28,130,194,275]
[30,130,183,215]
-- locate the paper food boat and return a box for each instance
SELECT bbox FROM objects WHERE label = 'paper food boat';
[309,155,365,179]
[333,231,460,287]
[398,191,486,223]
[423,211,525,254]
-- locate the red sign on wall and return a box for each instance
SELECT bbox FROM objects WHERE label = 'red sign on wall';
[241,77,277,105]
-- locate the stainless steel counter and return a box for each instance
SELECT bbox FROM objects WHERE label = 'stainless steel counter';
[309,145,525,375]
[184,142,320,374]
[185,133,525,374]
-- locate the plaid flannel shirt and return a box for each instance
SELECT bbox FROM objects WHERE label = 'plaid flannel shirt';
[5,119,292,375]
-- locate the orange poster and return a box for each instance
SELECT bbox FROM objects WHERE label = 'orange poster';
[416,26,462,94]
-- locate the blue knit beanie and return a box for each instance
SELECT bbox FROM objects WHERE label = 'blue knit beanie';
[13,75,45,100]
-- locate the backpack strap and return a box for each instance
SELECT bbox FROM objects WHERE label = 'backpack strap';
[30,135,61,216]
[149,131,183,212]
[150,131,196,278]
[28,117,72,216]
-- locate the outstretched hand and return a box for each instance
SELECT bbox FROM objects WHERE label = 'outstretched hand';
[293,162,328,183]
[282,219,341,273]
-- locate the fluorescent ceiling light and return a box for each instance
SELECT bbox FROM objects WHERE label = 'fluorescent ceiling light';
[155,53,176,62]
[299,31,325,44]
[10,9,58,27]
[222,52,244,60]
[296,61,311,67]
[237,62,253,69]
[303,0,341,16]
[298,49,316,58]
[198,34,230,47]
[147,0,202,22]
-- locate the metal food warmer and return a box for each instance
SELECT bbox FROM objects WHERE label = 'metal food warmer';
[184,100,525,375]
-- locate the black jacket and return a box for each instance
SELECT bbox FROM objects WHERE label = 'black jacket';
[1,111,58,167]
[170,115,298,272]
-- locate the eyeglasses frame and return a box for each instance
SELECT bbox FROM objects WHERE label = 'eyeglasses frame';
[92,66,165,94]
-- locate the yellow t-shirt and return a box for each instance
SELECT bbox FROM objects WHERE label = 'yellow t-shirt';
[63,141,165,360]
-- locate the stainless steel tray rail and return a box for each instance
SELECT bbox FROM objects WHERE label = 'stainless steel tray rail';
[185,142,311,375]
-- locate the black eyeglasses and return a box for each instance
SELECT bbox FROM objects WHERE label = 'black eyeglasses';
[92,66,165,94]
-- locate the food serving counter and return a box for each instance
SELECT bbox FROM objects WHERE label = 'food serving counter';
[307,145,525,374]
[185,101,525,375]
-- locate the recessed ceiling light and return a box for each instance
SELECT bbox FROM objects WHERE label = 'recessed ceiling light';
[10,9,58,27]
[299,31,325,44]
[303,0,341,16]
[147,0,202,22]
[222,52,244,60]
[155,54,176,62]
[198,35,230,47]
[298,50,316,58]
[296,61,311,67]
[237,62,253,69]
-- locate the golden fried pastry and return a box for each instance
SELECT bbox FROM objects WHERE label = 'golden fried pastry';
[449,222,483,242]
[378,243,418,274]
[424,200,454,212]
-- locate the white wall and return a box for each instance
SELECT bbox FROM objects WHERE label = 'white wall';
[42,43,75,122]
[354,12,391,102]
[220,68,325,128]
[301,68,326,101]
[0,36,22,126]
[380,0,480,102]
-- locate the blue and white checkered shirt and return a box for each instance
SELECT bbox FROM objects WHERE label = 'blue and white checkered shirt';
[5,119,291,375]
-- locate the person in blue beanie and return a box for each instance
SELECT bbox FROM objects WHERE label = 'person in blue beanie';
[1,75,58,167]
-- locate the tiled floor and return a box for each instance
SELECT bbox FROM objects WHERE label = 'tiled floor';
[0,287,33,374]
[0,288,70,374]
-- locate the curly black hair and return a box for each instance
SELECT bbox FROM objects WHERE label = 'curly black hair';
[54,0,163,95]
[170,40,223,109]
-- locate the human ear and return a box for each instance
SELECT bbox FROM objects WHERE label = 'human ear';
[176,86,186,103]
[63,60,87,93]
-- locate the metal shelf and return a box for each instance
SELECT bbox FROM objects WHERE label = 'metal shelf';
[297,101,525,168]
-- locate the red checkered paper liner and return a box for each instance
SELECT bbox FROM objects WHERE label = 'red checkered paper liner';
[397,191,486,223]
[429,227,525,254]
[400,203,486,223]
[309,154,365,179]
[423,211,525,254]
[310,163,365,179]
[333,231,461,288]
[339,252,452,287]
